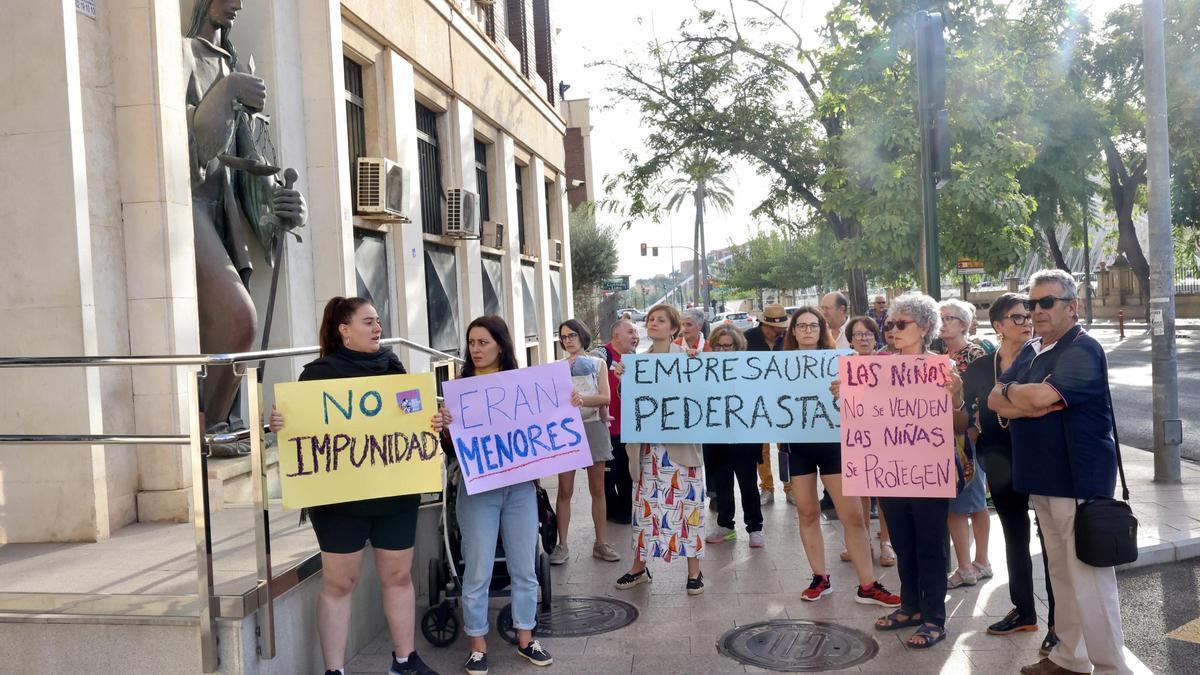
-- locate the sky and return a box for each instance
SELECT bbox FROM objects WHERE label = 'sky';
[553,0,1134,283]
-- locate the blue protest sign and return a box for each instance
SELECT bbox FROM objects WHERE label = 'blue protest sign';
[620,350,852,443]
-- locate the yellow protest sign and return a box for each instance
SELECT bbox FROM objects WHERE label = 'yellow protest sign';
[274,373,442,509]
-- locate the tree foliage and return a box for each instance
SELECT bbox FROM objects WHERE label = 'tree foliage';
[568,203,619,328]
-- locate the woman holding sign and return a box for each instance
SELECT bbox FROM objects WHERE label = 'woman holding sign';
[549,319,621,565]
[866,293,969,649]
[614,304,708,595]
[268,297,437,675]
[781,308,901,610]
[843,316,894,568]
[430,316,564,674]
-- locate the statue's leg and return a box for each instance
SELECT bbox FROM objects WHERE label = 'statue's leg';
[193,206,257,429]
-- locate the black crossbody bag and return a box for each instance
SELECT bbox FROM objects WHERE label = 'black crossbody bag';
[1062,353,1139,568]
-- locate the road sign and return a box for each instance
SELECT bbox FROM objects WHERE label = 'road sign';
[956,259,984,276]
[601,276,630,291]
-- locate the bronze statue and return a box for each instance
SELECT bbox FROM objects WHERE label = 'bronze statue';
[184,0,306,455]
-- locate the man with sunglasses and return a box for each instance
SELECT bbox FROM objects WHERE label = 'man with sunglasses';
[988,270,1130,675]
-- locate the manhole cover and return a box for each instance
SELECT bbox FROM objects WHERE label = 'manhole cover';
[499,596,638,639]
[717,620,878,672]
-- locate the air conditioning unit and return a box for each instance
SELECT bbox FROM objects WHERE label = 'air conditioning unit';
[355,157,410,221]
[445,188,480,239]
[482,221,505,249]
[551,238,563,263]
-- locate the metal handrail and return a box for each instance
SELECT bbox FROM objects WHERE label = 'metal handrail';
[0,335,460,672]
[0,335,463,369]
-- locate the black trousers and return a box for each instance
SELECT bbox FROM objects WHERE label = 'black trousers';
[702,443,764,533]
[979,447,1056,626]
[605,436,632,524]
[880,496,950,627]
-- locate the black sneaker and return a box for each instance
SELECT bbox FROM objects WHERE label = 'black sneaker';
[615,567,652,589]
[464,650,488,675]
[516,640,554,667]
[325,670,343,675]
[686,572,705,595]
[390,650,438,675]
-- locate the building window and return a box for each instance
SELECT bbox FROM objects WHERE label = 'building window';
[424,244,460,354]
[532,0,556,104]
[344,57,367,204]
[354,229,391,337]
[482,255,504,318]
[515,163,527,254]
[416,103,443,235]
[475,140,491,223]
[521,262,538,340]
[506,0,531,77]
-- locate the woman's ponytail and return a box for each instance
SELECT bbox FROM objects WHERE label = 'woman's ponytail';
[318,296,369,356]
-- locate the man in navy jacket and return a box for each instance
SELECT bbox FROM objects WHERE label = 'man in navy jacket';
[989,269,1130,675]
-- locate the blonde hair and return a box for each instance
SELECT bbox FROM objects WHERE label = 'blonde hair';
[708,324,747,350]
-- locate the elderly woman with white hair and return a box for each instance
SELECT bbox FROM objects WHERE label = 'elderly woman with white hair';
[674,308,710,352]
[938,299,992,589]
[868,293,969,649]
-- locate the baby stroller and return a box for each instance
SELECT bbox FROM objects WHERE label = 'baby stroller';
[420,464,557,648]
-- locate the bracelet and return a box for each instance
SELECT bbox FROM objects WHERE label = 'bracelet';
[1001,381,1014,402]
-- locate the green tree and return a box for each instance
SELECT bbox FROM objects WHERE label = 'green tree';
[605,1,1053,312]
[661,153,736,310]
[568,203,619,331]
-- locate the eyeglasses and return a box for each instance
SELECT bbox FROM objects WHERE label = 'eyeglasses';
[558,332,579,342]
[851,332,875,340]
[1003,313,1031,325]
[1025,296,1071,310]
[883,320,915,332]
[940,315,964,324]
[713,341,737,350]
[793,322,822,332]
[874,300,886,305]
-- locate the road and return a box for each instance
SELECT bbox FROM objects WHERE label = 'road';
[1100,322,1200,460]
[1118,558,1200,675]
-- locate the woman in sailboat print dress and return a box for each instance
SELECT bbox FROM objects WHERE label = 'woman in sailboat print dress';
[613,304,707,595]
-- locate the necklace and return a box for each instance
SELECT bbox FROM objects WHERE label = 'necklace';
[994,352,1010,429]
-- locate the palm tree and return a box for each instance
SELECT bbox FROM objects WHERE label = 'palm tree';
[662,154,735,311]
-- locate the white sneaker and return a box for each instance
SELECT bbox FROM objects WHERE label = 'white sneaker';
[749,531,765,548]
[760,491,775,505]
[705,526,736,544]
[548,543,569,565]
[593,541,621,562]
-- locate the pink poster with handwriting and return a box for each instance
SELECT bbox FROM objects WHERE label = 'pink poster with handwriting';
[443,361,593,495]
[839,354,956,498]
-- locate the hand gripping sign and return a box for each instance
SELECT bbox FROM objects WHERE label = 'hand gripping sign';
[442,361,593,495]
[839,355,956,498]
[275,373,441,509]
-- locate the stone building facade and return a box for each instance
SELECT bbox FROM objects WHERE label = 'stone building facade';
[0,0,573,543]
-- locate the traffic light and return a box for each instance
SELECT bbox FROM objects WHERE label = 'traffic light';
[652,247,659,257]
[640,243,647,256]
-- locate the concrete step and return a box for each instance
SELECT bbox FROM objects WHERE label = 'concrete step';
[207,450,281,511]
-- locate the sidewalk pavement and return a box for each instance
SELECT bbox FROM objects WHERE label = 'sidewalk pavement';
[347,445,1187,673]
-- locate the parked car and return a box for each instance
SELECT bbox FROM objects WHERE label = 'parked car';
[716,311,756,332]
[616,307,646,322]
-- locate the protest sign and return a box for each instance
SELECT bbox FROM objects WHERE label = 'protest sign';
[619,350,851,444]
[275,373,441,509]
[839,354,956,498]
[442,361,592,495]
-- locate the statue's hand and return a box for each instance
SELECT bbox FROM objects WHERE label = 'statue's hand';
[272,187,306,228]
[226,72,266,111]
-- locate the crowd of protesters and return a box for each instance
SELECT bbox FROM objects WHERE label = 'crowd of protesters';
[267,266,1128,675]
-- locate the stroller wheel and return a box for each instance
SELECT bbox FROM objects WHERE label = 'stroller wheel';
[421,603,459,648]
[427,557,444,609]
[537,551,553,610]
[496,604,518,645]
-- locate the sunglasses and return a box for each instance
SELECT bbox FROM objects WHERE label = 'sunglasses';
[1025,296,1071,310]
[883,319,915,332]
[1004,313,1031,325]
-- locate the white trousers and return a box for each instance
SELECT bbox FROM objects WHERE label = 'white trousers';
[1032,495,1133,675]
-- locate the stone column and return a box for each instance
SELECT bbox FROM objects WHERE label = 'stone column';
[297,0,355,314]
[0,1,109,542]
[382,50,433,372]
[528,156,553,363]
[446,99,486,327]
[492,134,528,365]
[111,0,200,522]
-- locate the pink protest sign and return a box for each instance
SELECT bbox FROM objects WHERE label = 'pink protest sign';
[443,361,593,495]
[839,354,956,498]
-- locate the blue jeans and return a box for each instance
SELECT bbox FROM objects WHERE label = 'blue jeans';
[455,481,539,637]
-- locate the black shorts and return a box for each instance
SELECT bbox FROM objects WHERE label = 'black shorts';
[784,442,842,477]
[308,495,420,554]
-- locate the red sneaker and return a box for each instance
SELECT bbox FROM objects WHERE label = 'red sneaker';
[855,581,901,608]
[801,574,832,601]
